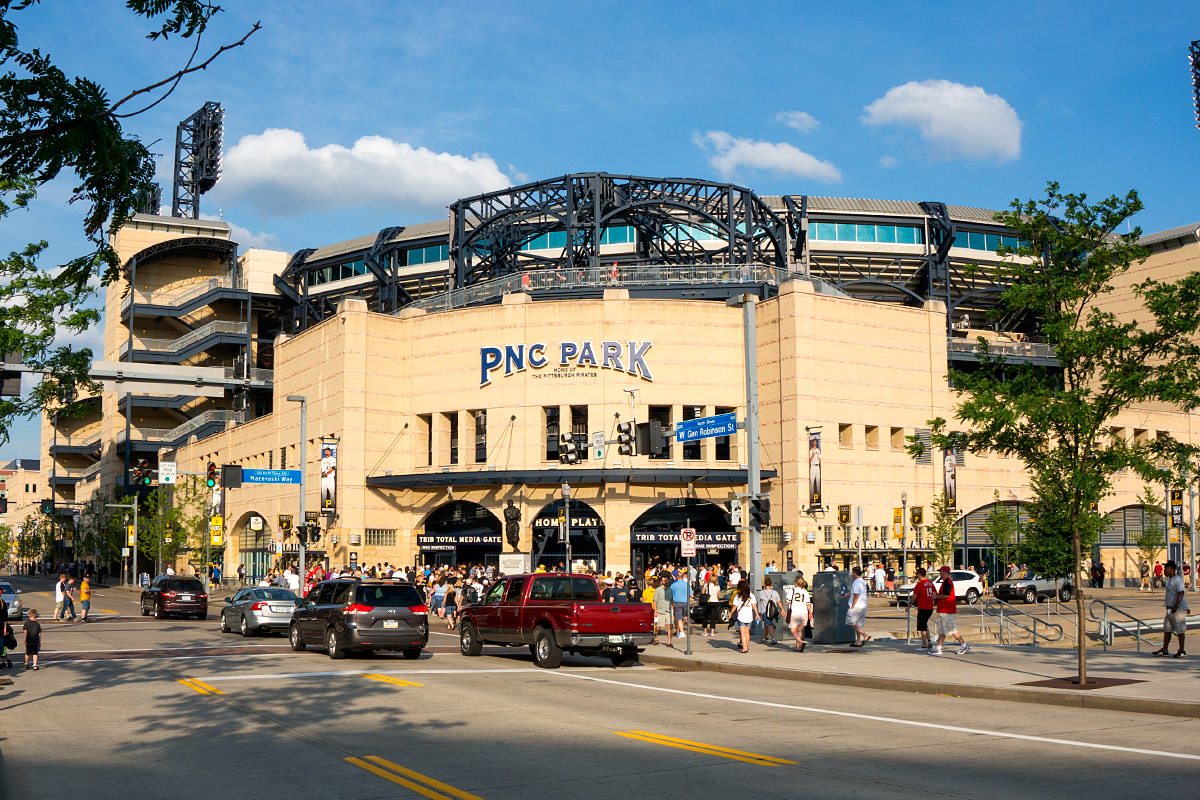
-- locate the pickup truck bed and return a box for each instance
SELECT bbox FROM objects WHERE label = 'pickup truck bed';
[458,573,654,668]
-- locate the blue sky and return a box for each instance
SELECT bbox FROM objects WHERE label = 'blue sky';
[3,0,1200,458]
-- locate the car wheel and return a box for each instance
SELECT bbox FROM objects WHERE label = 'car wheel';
[240,615,252,637]
[965,589,980,605]
[1059,586,1073,603]
[154,604,165,620]
[326,628,345,660]
[289,624,305,652]
[533,627,562,669]
[220,614,230,633]
[401,648,422,660]
[140,603,149,617]
[609,648,638,668]
[718,606,733,624]
[1023,588,1036,604]
[460,623,483,656]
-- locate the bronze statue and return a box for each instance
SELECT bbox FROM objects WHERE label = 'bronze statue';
[503,499,521,551]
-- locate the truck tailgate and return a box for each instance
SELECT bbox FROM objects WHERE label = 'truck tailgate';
[571,603,653,635]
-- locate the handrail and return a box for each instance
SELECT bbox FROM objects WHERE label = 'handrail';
[1035,596,1079,645]
[1088,599,1159,653]
[125,320,247,355]
[404,263,810,315]
[117,409,239,445]
[978,598,1063,646]
[122,275,238,312]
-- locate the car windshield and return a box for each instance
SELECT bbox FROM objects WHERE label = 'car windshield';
[356,584,424,607]
[163,580,203,592]
[252,588,296,601]
[1010,570,1032,581]
[0,583,15,593]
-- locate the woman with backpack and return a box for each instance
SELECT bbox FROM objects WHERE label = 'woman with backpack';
[731,579,761,654]
[756,578,783,645]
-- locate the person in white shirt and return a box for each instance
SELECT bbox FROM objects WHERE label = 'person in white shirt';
[165,565,176,576]
[847,565,871,646]
[785,579,812,652]
[285,568,301,594]
[1154,560,1189,657]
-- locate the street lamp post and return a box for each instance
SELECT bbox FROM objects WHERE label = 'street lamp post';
[287,395,307,583]
[901,491,908,581]
[562,482,571,571]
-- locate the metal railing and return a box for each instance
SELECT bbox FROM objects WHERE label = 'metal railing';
[978,598,1064,646]
[125,321,247,355]
[406,263,803,315]
[122,276,237,312]
[948,338,1056,360]
[117,409,239,445]
[223,366,273,383]
[1034,596,1079,644]
[50,430,102,448]
[1086,599,1196,653]
[81,462,102,483]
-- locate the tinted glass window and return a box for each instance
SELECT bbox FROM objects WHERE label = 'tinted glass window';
[356,585,423,606]
[529,578,556,600]
[253,588,296,601]
[0,583,15,593]
[164,580,203,592]
[315,583,338,604]
[484,582,505,604]
[331,584,355,605]
[504,578,526,603]
[571,578,600,601]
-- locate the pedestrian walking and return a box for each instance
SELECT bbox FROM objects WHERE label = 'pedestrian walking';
[670,573,689,639]
[52,573,67,621]
[756,579,782,645]
[23,609,41,670]
[1,592,13,668]
[785,578,811,652]
[443,582,459,630]
[731,579,760,653]
[78,575,92,622]
[847,566,871,647]
[652,578,672,645]
[1140,560,1150,592]
[702,574,722,636]
[930,566,969,655]
[911,567,937,651]
[237,563,246,587]
[1152,560,1188,657]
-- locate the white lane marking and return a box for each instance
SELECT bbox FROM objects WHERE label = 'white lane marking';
[202,666,619,681]
[553,672,1200,762]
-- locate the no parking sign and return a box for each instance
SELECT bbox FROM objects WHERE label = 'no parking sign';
[680,527,696,558]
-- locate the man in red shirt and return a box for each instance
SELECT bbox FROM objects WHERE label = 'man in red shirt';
[912,567,937,651]
[931,566,969,656]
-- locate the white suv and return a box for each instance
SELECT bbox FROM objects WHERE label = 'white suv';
[894,570,983,607]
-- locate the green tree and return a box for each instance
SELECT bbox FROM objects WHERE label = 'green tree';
[0,1,258,443]
[913,183,1200,685]
[983,490,1019,570]
[1133,487,1166,578]
[0,521,11,563]
[926,492,958,569]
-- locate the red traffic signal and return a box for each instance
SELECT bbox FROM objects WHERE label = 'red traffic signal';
[206,461,217,487]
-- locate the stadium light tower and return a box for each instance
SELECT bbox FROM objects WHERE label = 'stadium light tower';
[172,101,224,218]
[1190,40,1200,129]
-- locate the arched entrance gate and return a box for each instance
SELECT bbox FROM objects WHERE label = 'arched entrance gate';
[530,499,605,572]
[419,501,503,567]
[630,499,739,574]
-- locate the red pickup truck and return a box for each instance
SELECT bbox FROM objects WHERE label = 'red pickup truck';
[458,572,653,668]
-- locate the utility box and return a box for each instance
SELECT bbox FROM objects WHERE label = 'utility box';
[811,570,854,644]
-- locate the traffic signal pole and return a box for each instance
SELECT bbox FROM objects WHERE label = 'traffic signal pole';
[733,293,763,587]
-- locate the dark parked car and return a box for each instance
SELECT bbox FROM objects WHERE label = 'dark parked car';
[289,579,428,659]
[140,576,208,619]
[690,587,735,625]
[220,587,297,636]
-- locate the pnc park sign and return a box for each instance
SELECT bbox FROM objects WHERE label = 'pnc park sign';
[480,340,653,386]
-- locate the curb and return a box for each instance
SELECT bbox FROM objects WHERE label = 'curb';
[638,652,1200,719]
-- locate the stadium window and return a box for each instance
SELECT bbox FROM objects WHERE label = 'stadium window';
[714,406,734,460]
[875,225,897,244]
[865,425,879,450]
[571,405,589,462]
[835,223,855,241]
[682,405,703,461]
[649,405,672,460]
[855,224,876,243]
[446,412,459,465]
[473,410,487,464]
[419,414,432,466]
[544,406,560,461]
[890,427,905,450]
[838,423,853,448]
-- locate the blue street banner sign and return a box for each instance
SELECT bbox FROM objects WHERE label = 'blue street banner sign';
[674,412,737,443]
[242,469,302,485]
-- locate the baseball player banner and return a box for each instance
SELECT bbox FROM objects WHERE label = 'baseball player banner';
[808,431,822,507]
[320,439,338,511]
[943,448,957,510]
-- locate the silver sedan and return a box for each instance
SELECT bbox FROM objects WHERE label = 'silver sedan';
[220,587,297,636]
[1,581,22,620]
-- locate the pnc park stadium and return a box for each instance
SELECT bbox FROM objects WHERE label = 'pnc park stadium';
[27,166,1200,584]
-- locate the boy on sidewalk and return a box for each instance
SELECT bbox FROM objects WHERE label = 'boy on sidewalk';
[23,609,41,670]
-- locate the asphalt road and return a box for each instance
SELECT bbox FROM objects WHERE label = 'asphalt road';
[2,578,1197,799]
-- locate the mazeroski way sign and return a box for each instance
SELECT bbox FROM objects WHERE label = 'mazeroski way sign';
[242,469,302,485]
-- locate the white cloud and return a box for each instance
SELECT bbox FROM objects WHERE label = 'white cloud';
[879,155,898,168]
[693,131,842,182]
[229,222,281,251]
[862,79,1022,162]
[775,110,821,133]
[214,129,513,217]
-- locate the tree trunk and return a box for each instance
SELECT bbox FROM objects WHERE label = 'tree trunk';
[1074,527,1087,685]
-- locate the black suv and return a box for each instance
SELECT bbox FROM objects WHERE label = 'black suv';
[140,576,208,619]
[289,579,428,659]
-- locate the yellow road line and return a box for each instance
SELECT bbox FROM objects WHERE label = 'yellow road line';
[178,678,212,695]
[616,730,797,766]
[189,678,223,694]
[364,673,423,687]
[100,609,117,614]
[346,756,482,800]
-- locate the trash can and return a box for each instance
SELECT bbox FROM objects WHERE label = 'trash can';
[811,570,854,644]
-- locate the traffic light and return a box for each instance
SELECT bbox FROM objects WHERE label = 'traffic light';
[558,432,578,464]
[137,459,151,486]
[750,496,771,529]
[40,498,53,515]
[295,526,307,544]
[308,524,321,544]
[206,461,217,488]
[616,421,635,455]
[635,421,667,457]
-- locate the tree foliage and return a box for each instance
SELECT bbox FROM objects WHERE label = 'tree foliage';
[982,490,1019,570]
[1133,486,1166,569]
[926,492,958,569]
[0,1,258,444]
[911,182,1200,683]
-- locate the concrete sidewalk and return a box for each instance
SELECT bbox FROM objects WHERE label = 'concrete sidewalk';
[639,627,1200,718]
